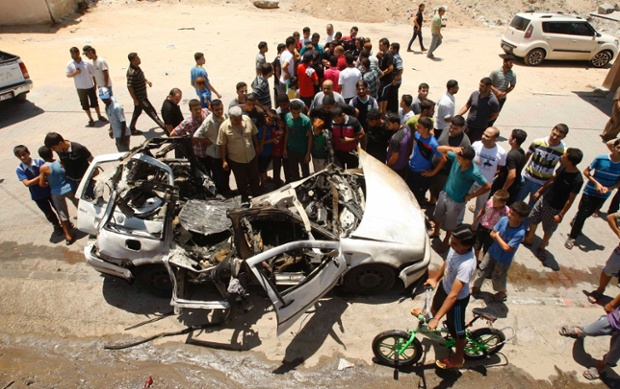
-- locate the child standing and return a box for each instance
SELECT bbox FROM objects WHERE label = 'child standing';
[38,146,79,245]
[195,77,211,110]
[14,145,62,235]
[271,116,288,186]
[471,201,530,302]
[398,94,414,125]
[472,189,510,261]
[524,148,584,261]
[311,117,334,172]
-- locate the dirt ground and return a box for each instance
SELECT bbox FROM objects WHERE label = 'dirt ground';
[0,0,619,387]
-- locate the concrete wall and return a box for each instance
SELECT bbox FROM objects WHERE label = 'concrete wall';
[0,0,78,26]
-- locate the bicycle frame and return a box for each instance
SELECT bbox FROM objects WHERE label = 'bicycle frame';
[395,288,501,358]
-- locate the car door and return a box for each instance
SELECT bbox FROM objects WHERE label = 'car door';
[541,21,573,59]
[245,240,348,336]
[76,153,125,235]
[567,22,597,60]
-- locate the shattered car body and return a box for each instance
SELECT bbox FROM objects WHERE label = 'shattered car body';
[77,138,430,333]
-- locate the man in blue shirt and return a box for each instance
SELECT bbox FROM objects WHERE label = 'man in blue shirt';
[190,52,221,100]
[14,145,62,235]
[566,139,620,249]
[405,117,446,206]
[431,145,490,251]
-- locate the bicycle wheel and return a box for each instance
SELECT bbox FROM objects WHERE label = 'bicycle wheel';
[464,328,506,360]
[372,330,422,367]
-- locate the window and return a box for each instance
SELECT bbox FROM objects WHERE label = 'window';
[510,16,531,31]
[569,22,594,36]
[542,22,571,35]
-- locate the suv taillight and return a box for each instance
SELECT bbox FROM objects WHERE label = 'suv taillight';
[524,25,533,39]
[18,60,30,79]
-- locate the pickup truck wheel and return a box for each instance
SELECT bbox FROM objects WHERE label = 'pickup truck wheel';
[343,264,396,295]
[14,92,28,102]
[135,264,172,298]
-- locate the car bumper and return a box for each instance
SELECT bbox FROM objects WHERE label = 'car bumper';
[500,40,529,57]
[398,233,431,288]
[84,244,135,282]
[0,80,32,101]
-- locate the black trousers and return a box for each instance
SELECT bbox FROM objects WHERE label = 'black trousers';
[334,149,359,169]
[228,157,261,202]
[287,150,310,181]
[34,197,61,228]
[569,194,607,239]
[129,97,167,133]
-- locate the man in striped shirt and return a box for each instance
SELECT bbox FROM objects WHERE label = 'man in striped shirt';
[170,99,210,162]
[126,52,167,135]
[566,139,620,249]
[517,124,568,214]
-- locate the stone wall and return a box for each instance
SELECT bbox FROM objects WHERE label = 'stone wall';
[0,0,78,25]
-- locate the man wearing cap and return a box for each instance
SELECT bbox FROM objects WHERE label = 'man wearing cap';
[65,47,107,127]
[99,87,130,152]
[83,45,112,95]
[126,52,167,135]
[217,106,261,202]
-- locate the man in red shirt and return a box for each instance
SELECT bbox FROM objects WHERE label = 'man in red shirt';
[330,106,365,168]
[297,52,319,108]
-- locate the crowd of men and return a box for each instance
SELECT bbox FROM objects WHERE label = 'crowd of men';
[11,12,620,377]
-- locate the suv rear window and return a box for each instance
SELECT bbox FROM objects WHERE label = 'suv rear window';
[510,15,530,31]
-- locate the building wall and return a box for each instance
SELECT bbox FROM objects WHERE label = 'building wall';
[0,0,78,26]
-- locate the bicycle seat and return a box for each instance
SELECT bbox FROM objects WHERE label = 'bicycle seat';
[472,308,498,322]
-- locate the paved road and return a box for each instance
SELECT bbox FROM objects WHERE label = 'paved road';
[0,2,618,387]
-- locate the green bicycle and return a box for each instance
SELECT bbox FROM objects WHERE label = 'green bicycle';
[372,287,514,367]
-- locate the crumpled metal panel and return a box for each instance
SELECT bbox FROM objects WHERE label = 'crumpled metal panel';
[178,197,241,236]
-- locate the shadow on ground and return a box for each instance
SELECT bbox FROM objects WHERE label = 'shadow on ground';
[572,90,614,116]
[0,99,44,128]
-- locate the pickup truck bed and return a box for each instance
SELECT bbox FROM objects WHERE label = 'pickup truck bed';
[0,51,32,102]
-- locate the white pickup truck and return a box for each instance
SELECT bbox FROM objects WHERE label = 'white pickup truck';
[0,51,32,102]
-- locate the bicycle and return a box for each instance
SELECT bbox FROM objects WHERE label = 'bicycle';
[372,286,515,367]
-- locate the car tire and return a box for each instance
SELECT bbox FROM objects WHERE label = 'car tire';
[343,264,396,295]
[591,50,613,68]
[14,92,28,102]
[135,264,172,298]
[524,48,545,66]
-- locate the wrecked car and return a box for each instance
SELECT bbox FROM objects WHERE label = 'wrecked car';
[77,137,430,333]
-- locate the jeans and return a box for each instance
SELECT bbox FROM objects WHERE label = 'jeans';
[516,177,544,226]
[407,27,425,50]
[129,97,167,133]
[569,194,607,240]
[406,170,431,206]
[115,137,130,152]
[580,314,620,367]
[427,34,442,57]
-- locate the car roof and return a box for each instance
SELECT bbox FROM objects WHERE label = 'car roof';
[514,12,586,22]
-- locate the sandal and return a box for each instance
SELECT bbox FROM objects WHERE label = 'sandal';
[492,292,507,302]
[564,238,576,250]
[66,235,75,246]
[559,325,580,338]
[435,357,464,369]
[583,366,601,380]
[86,120,95,127]
[98,116,108,122]
[587,291,604,304]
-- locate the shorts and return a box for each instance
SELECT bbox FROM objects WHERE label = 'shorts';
[433,191,466,232]
[258,155,272,173]
[529,196,561,234]
[378,82,391,102]
[431,283,470,340]
[77,87,98,111]
[52,191,79,222]
[603,246,620,276]
[472,252,510,292]
[312,157,326,172]
[474,225,492,252]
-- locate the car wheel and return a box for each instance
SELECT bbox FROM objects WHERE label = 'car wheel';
[14,92,28,102]
[343,264,396,294]
[135,264,172,298]
[524,48,545,66]
[591,50,612,68]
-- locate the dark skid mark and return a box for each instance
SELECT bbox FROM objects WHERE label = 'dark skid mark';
[0,241,84,265]
[508,261,600,290]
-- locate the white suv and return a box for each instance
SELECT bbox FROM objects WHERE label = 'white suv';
[501,12,619,67]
